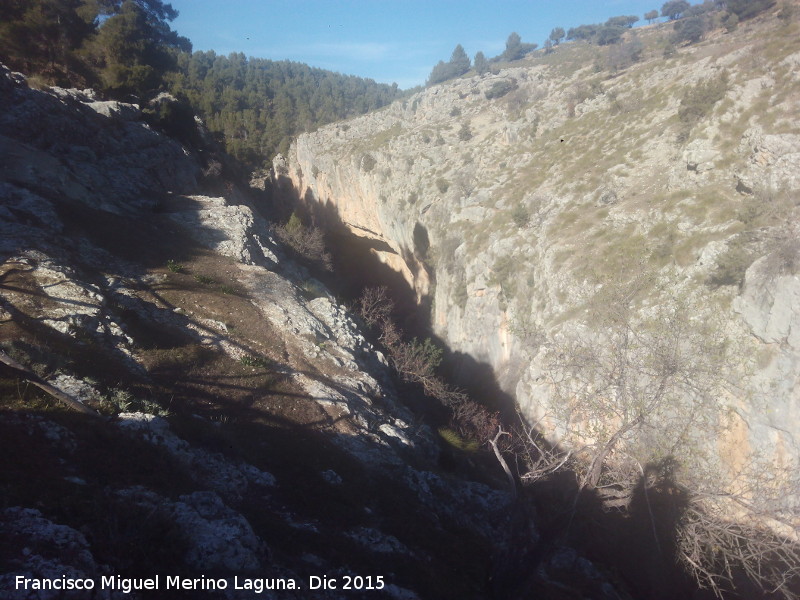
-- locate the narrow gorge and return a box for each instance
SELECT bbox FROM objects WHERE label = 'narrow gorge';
[2,1,800,599]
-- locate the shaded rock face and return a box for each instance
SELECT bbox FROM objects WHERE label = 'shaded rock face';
[277,15,800,507]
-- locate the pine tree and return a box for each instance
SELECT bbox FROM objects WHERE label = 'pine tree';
[474,51,489,75]
[501,32,537,61]
[0,0,96,84]
[449,44,471,75]
[89,0,190,96]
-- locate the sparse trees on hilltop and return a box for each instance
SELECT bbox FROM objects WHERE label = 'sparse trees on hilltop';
[606,14,639,28]
[726,0,776,19]
[662,0,691,20]
[501,32,538,61]
[474,51,489,74]
[449,44,471,75]
[645,9,660,23]
[426,44,472,86]
[567,23,598,41]
[565,14,644,47]
[548,27,566,45]
[684,1,717,17]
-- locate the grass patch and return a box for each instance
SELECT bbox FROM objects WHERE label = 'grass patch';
[166,259,184,273]
[139,344,216,373]
[98,388,172,417]
[438,427,479,452]
[239,355,270,369]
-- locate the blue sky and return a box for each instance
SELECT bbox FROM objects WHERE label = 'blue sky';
[168,1,669,89]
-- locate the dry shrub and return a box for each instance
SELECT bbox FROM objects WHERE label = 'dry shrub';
[275,213,332,271]
[355,287,497,445]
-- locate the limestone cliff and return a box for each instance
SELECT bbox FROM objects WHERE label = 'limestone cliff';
[278,9,800,517]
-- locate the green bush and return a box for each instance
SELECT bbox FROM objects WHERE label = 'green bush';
[596,25,625,45]
[485,80,518,100]
[101,388,171,417]
[409,338,443,370]
[143,96,201,148]
[436,177,450,194]
[778,2,794,22]
[678,72,728,127]
[724,13,739,31]
[708,236,755,288]
[452,275,469,310]
[673,16,708,44]
[488,254,518,299]
[166,260,184,273]
[240,355,269,368]
[763,238,800,278]
[726,0,776,20]
[511,204,530,228]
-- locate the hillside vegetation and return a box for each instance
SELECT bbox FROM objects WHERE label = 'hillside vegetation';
[0,0,404,166]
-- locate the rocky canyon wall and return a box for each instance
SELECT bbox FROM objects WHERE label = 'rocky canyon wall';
[277,11,800,515]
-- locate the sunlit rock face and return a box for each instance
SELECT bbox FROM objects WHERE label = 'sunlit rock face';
[278,15,800,505]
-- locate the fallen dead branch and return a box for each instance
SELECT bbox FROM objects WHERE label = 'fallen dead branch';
[0,351,100,417]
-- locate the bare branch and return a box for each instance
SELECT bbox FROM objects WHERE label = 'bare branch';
[0,351,100,417]
[489,427,516,500]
